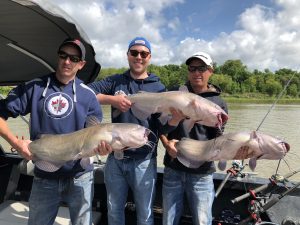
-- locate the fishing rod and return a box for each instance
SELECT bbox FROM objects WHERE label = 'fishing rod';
[231,167,300,204]
[237,181,300,225]
[215,160,246,198]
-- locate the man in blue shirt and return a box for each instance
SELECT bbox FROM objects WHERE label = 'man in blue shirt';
[0,38,107,225]
[88,37,181,225]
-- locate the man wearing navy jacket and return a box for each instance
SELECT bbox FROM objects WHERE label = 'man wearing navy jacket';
[0,38,107,225]
[88,37,181,225]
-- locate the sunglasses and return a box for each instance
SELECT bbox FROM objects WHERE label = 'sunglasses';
[188,65,208,73]
[57,50,81,63]
[129,50,150,59]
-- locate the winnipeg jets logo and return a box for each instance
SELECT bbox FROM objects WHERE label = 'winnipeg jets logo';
[51,97,66,113]
[44,92,73,118]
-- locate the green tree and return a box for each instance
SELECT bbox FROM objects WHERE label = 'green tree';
[264,78,282,96]
[210,74,234,94]
[219,60,249,83]
[287,84,298,97]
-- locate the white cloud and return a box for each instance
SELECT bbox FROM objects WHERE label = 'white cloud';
[177,1,300,71]
[38,0,300,71]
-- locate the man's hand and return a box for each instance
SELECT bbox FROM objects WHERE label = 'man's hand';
[168,107,186,127]
[93,141,112,156]
[112,94,132,112]
[164,139,179,159]
[13,139,33,160]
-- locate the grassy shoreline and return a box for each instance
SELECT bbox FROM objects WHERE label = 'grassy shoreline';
[223,97,300,104]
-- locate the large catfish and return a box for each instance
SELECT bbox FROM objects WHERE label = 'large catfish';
[117,91,228,131]
[29,122,150,172]
[175,131,290,171]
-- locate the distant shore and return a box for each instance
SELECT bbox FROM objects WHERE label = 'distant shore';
[1,87,300,104]
[223,97,300,104]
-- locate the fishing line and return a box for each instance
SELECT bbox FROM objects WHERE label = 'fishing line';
[242,71,297,169]
[256,71,296,131]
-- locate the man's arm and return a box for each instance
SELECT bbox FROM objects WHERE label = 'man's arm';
[96,93,132,112]
[160,134,178,159]
[0,117,32,160]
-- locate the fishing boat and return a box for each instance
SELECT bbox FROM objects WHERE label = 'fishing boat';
[1,1,300,224]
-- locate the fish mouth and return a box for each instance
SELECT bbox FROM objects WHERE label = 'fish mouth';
[145,128,157,142]
[216,113,229,128]
[220,113,229,124]
[145,129,151,139]
[283,142,290,153]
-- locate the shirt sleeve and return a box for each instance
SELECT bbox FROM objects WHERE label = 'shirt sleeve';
[87,76,115,95]
[0,83,32,119]
[87,93,103,124]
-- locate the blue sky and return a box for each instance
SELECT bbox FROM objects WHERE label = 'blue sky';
[162,0,276,40]
[35,0,300,71]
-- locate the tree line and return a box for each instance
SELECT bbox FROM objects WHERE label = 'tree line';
[98,59,300,98]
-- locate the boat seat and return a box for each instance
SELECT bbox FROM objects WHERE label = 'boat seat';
[0,200,101,225]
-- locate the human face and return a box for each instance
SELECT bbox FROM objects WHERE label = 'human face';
[56,45,86,84]
[188,58,213,92]
[127,45,151,78]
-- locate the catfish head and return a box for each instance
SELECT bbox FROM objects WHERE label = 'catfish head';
[256,132,290,159]
[248,131,290,171]
[110,124,150,151]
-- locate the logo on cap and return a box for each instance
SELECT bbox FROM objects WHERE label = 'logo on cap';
[135,40,146,45]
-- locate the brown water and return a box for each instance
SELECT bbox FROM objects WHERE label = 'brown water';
[1,103,300,181]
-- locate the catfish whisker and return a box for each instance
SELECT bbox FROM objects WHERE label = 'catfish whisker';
[282,158,292,171]
[147,129,158,142]
[286,151,299,158]
[146,141,156,149]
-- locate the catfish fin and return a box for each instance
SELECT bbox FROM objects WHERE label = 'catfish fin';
[34,160,62,172]
[158,112,171,125]
[86,115,101,127]
[112,109,122,118]
[130,104,155,120]
[182,119,195,132]
[80,157,94,169]
[177,151,205,168]
[218,160,227,171]
[38,134,56,139]
[249,158,257,171]
[178,85,189,92]
[250,130,258,139]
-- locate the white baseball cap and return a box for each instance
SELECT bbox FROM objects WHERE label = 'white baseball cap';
[185,52,213,68]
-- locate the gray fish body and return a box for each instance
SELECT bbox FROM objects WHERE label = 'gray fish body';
[126,91,228,130]
[175,131,290,170]
[29,123,149,171]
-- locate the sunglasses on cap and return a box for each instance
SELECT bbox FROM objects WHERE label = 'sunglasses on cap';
[188,65,209,73]
[58,50,81,63]
[129,50,150,59]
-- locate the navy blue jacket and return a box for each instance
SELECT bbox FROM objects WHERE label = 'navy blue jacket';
[88,70,166,159]
[0,73,103,178]
[163,82,228,174]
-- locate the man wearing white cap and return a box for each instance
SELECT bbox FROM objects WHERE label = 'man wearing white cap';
[161,52,228,225]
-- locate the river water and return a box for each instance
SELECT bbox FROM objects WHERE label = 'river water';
[1,103,300,181]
